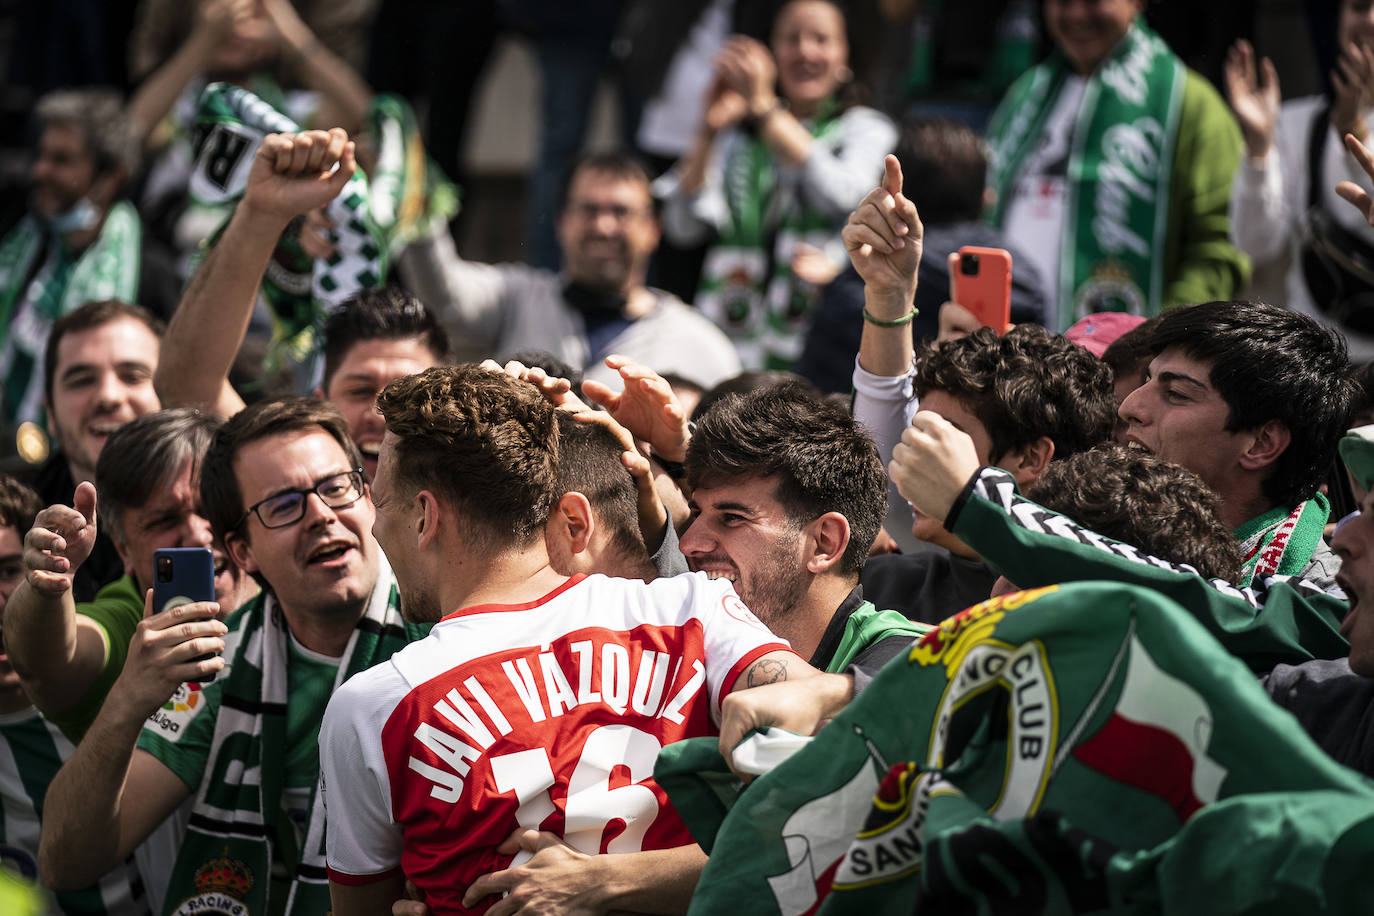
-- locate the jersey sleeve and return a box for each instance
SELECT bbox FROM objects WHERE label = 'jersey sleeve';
[687,577,792,722]
[136,676,222,792]
[320,667,408,882]
[947,467,1349,673]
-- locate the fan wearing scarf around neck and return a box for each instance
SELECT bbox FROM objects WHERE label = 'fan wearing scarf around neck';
[36,397,428,916]
[985,0,1250,332]
[657,0,896,370]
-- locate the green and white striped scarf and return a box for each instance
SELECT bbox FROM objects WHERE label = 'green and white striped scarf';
[190,83,386,383]
[987,21,1184,329]
[1234,493,1331,588]
[188,84,456,389]
[0,202,141,428]
[696,102,844,370]
[156,567,425,916]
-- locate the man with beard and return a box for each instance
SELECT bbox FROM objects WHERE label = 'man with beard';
[680,383,924,676]
[0,90,177,466]
[400,152,742,391]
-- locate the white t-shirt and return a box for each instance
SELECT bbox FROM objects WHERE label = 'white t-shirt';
[320,572,788,913]
[1002,76,1087,330]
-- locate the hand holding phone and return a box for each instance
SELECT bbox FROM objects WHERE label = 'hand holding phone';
[152,547,219,682]
[948,246,1013,334]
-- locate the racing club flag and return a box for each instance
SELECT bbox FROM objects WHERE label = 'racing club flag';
[658,582,1374,914]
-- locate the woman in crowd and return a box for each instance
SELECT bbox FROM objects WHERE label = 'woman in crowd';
[658,0,896,370]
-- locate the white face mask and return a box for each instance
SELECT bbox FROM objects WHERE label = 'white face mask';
[46,197,100,234]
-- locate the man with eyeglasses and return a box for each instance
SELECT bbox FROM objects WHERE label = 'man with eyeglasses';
[400,151,742,391]
[37,397,427,916]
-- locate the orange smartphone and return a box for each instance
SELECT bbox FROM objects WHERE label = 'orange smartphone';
[948,246,1012,334]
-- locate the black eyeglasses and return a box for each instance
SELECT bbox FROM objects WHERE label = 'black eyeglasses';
[238,470,367,530]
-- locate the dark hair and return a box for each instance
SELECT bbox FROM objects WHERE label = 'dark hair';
[506,350,585,393]
[44,300,165,407]
[0,474,42,534]
[693,371,822,421]
[376,367,560,551]
[1027,444,1243,582]
[97,409,222,549]
[201,397,364,542]
[913,325,1115,461]
[37,88,138,175]
[894,117,987,224]
[1102,315,1161,391]
[320,288,449,391]
[686,382,886,577]
[554,412,646,563]
[1149,300,1356,508]
[558,151,655,213]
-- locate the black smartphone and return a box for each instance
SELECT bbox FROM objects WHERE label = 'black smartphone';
[152,547,218,682]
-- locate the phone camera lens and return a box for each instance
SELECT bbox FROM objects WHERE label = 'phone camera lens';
[961,253,980,275]
[157,556,173,583]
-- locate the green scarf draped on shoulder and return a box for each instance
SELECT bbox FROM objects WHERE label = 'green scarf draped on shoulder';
[986,20,1184,329]
[155,569,427,916]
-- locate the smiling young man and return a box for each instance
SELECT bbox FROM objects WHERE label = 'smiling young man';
[1118,299,1356,588]
[37,398,426,915]
[16,300,166,602]
[985,0,1249,329]
[681,383,924,674]
[318,366,848,916]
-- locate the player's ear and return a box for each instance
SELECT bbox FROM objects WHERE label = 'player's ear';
[554,492,595,555]
[416,490,442,550]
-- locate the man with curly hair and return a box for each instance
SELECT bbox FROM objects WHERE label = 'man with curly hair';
[1009,443,1243,588]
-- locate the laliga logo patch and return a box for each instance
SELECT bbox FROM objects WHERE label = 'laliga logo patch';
[172,852,253,915]
[908,585,1058,675]
[148,681,204,737]
[165,681,203,714]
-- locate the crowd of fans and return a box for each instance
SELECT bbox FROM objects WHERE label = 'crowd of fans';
[6,0,1374,913]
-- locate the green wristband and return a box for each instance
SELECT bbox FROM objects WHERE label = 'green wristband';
[862,306,917,327]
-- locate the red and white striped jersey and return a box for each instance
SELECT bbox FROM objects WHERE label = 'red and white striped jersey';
[320,572,789,914]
